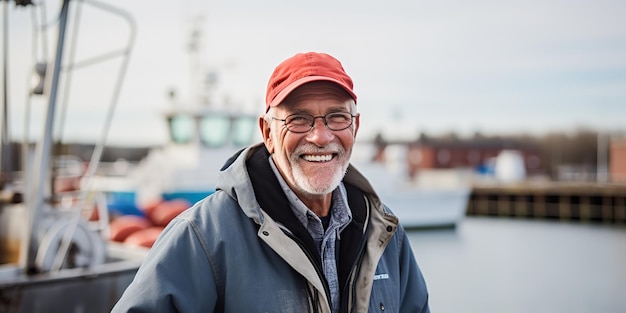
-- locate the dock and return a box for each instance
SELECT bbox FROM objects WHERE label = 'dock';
[466,182,626,224]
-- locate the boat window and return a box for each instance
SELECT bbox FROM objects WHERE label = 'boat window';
[199,116,230,147]
[231,116,256,146]
[169,114,195,144]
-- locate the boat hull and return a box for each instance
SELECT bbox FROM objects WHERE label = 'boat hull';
[0,244,145,313]
[382,187,470,228]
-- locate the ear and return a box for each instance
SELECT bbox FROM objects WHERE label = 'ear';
[259,115,274,154]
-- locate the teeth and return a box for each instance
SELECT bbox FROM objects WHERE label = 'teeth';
[302,154,333,162]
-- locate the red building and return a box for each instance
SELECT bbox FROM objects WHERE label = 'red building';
[610,138,626,183]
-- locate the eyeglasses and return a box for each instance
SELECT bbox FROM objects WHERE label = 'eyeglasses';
[272,112,356,133]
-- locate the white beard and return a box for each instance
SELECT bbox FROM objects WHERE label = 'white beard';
[289,142,350,196]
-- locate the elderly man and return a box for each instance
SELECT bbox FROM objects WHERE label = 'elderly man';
[112,52,430,313]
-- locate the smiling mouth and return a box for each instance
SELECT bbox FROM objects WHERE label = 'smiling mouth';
[302,154,334,162]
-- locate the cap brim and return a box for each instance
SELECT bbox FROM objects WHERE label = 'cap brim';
[267,76,357,111]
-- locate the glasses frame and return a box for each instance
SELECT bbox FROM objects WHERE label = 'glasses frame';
[271,112,357,134]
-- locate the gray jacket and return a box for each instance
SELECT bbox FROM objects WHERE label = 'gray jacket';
[112,144,429,312]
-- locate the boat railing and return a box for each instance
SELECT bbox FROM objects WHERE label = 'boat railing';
[1,0,138,276]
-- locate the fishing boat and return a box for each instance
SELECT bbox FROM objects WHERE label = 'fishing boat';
[103,117,472,242]
[101,115,469,235]
[111,130,470,233]
[83,14,262,247]
[98,105,259,247]
[0,1,147,312]
[112,106,259,209]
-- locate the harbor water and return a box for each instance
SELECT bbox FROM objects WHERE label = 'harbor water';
[408,217,626,313]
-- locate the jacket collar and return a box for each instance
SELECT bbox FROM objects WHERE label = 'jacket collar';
[216,143,399,291]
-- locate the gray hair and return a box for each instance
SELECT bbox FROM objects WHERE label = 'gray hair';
[263,108,275,123]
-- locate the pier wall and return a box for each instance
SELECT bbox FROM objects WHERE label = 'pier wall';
[466,183,626,224]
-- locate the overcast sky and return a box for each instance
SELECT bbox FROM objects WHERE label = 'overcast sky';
[4,0,626,145]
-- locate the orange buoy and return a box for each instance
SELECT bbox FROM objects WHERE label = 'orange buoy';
[139,198,162,221]
[109,215,152,242]
[124,226,164,248]
[150,199,190,227]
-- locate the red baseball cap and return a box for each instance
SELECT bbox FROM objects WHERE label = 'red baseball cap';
[265,52,357,112]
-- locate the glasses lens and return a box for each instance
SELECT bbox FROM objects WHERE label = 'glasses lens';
[326,112,353,130]
[285,114,314,133]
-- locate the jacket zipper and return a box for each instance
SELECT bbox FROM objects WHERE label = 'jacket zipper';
[342,230,368,313]
[304,281,321,313]
[282,229,332,311]
[341,194,372,313]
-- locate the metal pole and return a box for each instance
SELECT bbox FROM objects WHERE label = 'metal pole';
[21,0,71,272]
[1,0,11,183]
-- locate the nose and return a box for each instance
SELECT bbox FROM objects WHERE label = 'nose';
[306,117,334,146]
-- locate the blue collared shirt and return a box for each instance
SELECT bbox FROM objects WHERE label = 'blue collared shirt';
[269,156,353,313]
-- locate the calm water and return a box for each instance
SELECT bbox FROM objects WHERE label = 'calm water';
[408,217,626,313]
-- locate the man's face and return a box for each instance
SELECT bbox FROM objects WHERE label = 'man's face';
[261,82,360,198]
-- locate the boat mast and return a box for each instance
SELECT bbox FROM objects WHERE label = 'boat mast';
[1,0,11,187]
[21,0,71,272]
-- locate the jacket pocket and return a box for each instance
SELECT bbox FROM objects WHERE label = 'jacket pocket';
[368,272,399,312]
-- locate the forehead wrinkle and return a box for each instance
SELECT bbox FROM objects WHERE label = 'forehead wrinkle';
[282,81,352,105]
[284,105,351,116]
[285,91,351,106]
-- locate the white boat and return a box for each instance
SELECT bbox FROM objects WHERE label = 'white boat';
[99,90,469,234]
[0,1,147,312]
[86,19,261,247]
[105,107,259,210]
[97,121,471,237]
[110,131,470,231]
[351,142,471,228]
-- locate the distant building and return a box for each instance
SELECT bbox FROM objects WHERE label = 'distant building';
[401,135,543,179]
[610,137,626,183]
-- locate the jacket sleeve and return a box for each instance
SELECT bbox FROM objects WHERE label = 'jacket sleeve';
[111,216,218,313]
[397,227,431,313]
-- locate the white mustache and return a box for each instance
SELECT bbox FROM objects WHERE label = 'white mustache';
[293,142,345,157]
